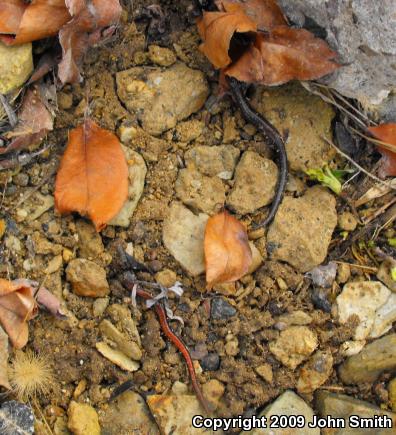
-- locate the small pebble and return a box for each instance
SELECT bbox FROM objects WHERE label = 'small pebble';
[155,269,177,288]
[202,379,225,410]
[255,364,273,384]
[13,173,29,187]
[225,339,239,356]
[388,378,396,412]
[338,211,358,232]
[337,263,351,284]
[211,298,237,320]
[58,92,73,110]
[201,353,220,371]
[311,287,332,312]
[171,381,188,395]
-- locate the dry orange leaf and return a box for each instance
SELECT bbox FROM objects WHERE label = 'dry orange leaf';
[225,27,340,85]
[368,123,396,177]
[0,0,121,85]
[197,6,257,69]
[0,279,37,349]
[0,0,26,35]
[204,211,252,289]
[55,119,128,231]
[216,0,287,30]
[0,0,71,44]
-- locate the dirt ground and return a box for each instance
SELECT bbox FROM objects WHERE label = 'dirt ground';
[1,0,395,433]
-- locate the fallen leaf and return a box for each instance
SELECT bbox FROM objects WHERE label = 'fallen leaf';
[0,326,10,389]
[197,6,257,69]
[0,0,71,44]
[0,279,37,349]
[55,119,128,231]
[368,124,396,177]
[0,0,122,85]
[0,279,63,349]
[225,27,340,85]
[0,0,26,35]
[58,0,122,83]
[204,211,252,289]
[215,0,287,30]
[1,86,53,155]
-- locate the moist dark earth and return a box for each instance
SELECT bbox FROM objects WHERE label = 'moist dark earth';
[1,0,396,434]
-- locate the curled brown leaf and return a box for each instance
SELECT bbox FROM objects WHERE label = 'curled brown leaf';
[225,27,340,85]
[58,0,122,83]
[0,279,37,349]
[197,5,257,69]
[0,0,71,44]
[204,211,252,289]
[1,86,53,155]
[216,0,287,30]
[368,124,396,177]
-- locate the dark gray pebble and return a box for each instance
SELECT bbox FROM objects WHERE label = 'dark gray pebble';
[211,297,236,320]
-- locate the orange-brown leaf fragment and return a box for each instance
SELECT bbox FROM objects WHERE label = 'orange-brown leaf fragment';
[368,123,396,177]
[204,211,252,289]
[0,0,71,45]
[197,6,257,69]
[216,0,287,30]
[0,279,37,349]
[55,119,128,231]
[225,26,340,85]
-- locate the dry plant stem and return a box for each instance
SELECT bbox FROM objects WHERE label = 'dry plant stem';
[323,137,396,189]
[334,261,377,273]
[0,94,17,127]
[121,275,210,414]
[228,77,288,227]
[350,126,396,153]
[362,196,396,225]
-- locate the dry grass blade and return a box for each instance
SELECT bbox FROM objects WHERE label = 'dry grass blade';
[300,82,368,129]
[323,137,396,190]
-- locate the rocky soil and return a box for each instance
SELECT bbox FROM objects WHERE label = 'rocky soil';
[0,1,396,434]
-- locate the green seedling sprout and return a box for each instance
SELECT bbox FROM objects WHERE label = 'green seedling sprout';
[391,267,396,283]
[388,238,396,248]
[306,166,343,195]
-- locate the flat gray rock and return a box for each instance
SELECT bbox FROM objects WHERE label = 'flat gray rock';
[184,145,240,180]
[226,151,278,215]
[267,186,337,272]
[339,334,396,384]
[175,168,225,215]
[278,0,396,119]
[241,390,320,434]
[116,63,209,136]
[162,202,208,276]
[315,391,396,434]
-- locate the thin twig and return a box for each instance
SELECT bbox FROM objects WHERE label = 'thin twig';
[349,126,396,153]
[334,261,378,273]
[372,213,396,240]
[301,82,368,129]
[0,94,18,127]
[323,137,396,189]
[362,196,396,225]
